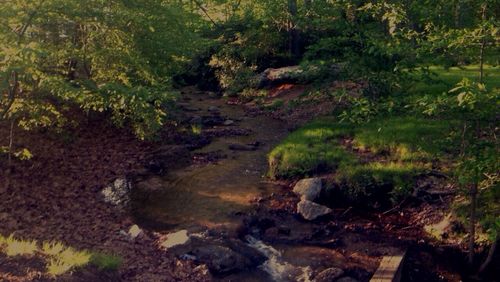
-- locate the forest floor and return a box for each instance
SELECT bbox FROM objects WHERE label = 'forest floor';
[0,114,210,281]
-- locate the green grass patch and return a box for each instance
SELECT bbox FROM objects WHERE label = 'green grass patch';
[268,119,357,179]
[90,253,123,271]
[337,161,426,206]
[353,116,456,160]
[409,65,500,98]
[269,116,452,179]
[268,115,454,205]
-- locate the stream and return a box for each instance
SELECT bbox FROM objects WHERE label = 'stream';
[134,90,315,281]
[134,90,288,230]
[132,90,381,281]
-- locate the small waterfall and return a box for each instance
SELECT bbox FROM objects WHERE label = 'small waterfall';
[246,235,312,282]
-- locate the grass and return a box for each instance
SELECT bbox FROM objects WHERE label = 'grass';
[268,119,356,179]
[408,65,500,99]
[268,115,451,179]
[90,253,122,271]
[0,235,38,256]
[267,66,495,205]
[353,116,456,160]
[0,234,122,277]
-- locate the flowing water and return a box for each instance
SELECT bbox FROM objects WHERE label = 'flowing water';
[132,91,389,281]
[134,91,288,230]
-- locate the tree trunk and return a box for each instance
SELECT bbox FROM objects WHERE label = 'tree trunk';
[479,235,498,274]
[288,0,300,58]
[468,180,478,265]
[7,119,14,169]
[479,3,487,83]
[468,119,481,265]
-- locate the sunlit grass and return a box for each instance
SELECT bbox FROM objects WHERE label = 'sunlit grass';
[42,241,65,256]
[353,116,456,160]
[44,245,91,276]
[0,234,121,277]
[268,115,451,179]
[268,119,356,179]
[191,124,202,135]
[1,235,38,257]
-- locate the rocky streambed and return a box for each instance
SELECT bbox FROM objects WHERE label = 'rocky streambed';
[113,88,418,282]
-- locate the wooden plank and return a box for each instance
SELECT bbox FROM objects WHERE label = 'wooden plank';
[370,251,407,282]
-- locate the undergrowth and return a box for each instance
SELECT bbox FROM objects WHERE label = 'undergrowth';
[0,234,122,277]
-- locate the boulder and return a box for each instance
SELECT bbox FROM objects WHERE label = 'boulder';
[257,66,303,89]
[161,230,191,249]
[191,244,257,275]
[297,199,332,221]
[314,267,344,282]
[293,178,322,201]
[257,64,342,89]
[102,177,132,208]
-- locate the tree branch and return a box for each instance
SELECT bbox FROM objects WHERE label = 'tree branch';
[192,0,218,26]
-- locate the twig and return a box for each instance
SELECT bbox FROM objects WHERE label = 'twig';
[382,198,407,215]
[340,206,352,217]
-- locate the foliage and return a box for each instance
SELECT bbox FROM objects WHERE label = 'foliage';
[0,0,204,139]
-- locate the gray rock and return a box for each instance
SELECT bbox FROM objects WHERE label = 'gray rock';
[161,230,191,249]
[128,224,143,239]
[314,267,344,282]
[208,106,219,112]
[257,64,342,89]
[223,119,235,126]
[297,199,332,221]
[293,178,322,201]
[102,178,132,208]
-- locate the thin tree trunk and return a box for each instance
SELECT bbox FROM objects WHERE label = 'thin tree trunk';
[479,235,498,273]
[192,0,218,26]
[468,180,478,265]
[288,0,300,58]
[7,119,14,169]
[468,119,481,265]
[479,4,487,83]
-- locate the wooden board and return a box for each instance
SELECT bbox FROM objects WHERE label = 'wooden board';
[370,251,407,282]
